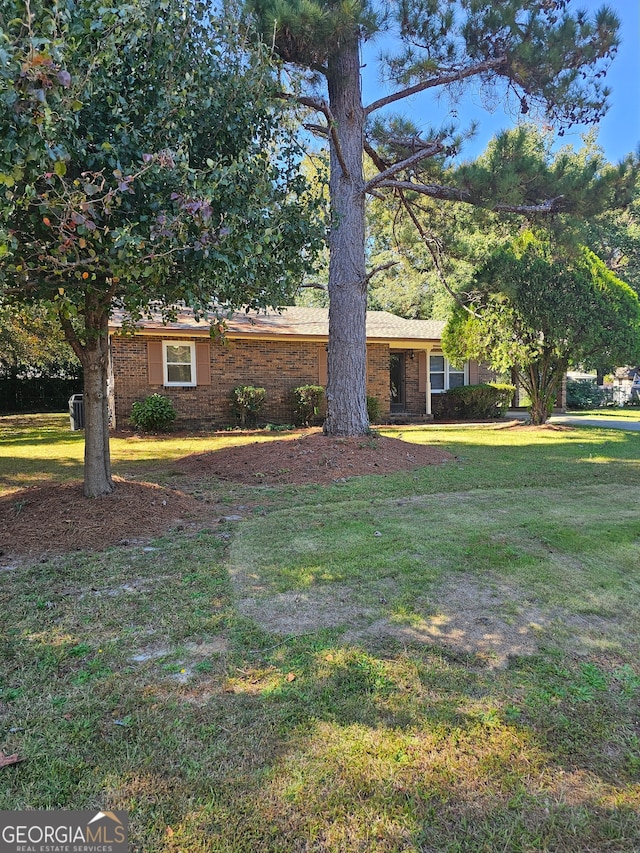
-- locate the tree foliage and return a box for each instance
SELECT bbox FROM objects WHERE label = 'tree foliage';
[366,127,640,321]
[0,0,322,494]
[442,231,640,424]
[0,303,79,378]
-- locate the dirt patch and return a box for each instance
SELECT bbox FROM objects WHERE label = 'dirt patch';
[175,430,454,485]
[0,477,205,560]
[232,574,551,668]
[345,576,549,668]
[237,586,377,636]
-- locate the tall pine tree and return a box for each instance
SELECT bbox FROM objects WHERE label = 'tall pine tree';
[247,0,633,434]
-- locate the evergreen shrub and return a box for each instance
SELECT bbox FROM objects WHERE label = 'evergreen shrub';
[231,385,266,427]
[433,383,514,420]
[130,393,177,432]
[292,385,324,427]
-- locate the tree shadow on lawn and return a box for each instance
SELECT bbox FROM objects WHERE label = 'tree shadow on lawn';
[3,560,638,852]
[96,634,640,853]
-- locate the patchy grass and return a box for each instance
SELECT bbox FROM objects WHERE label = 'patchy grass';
[1,415,640,851]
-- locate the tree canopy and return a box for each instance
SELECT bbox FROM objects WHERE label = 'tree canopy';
[247,0,636,434]
[442,231,640,424]
[0,0,322,495]
[365,127,639,320]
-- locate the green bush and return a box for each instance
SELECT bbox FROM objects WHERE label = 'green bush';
[366,395,381,424]
[231,385,266,427]
[130,393,177,432]
[433,383,515,421]
[292,385,324,427]
[566,379,605,410]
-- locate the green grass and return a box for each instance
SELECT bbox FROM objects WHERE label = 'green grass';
[1,414,640,852]
[565,407,640,420]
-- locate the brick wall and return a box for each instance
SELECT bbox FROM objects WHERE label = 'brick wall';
[403,351,425,415]
[366,343,391,420]
[477,362,500,384]
[110,335,392,429]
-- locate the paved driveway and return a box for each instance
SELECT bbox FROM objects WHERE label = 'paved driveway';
[549,415,640,432]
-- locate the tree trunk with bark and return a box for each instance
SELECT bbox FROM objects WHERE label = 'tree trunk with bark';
[323,36,369,436]
[520,354,567,426]
[60,295,114,497]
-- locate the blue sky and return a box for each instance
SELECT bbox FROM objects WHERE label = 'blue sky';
[360,0,639,165]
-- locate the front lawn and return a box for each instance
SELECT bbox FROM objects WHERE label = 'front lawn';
[1,415,639,852]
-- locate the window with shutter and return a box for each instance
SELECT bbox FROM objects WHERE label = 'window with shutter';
[163,341,196,386]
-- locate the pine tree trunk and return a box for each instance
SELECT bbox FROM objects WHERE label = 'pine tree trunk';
[323,36,369,436]
[80,308,114,497]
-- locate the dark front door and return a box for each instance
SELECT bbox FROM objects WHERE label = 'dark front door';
[390,352,406,412]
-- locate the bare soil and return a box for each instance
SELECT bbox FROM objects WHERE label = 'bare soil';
[1,432,453,560]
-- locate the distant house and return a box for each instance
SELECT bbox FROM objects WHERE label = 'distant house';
[108,307,495,429]
[614,366,640,403]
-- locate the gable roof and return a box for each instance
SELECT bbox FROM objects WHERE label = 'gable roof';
[109,306,446,345]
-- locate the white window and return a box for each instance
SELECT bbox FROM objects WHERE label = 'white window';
[163,341,196,386]
[430,354,466,393]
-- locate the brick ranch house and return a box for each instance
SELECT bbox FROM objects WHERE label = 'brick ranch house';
[108,306,497,429]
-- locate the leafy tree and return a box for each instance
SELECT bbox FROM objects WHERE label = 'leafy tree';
[247,0,635,435]
[0,0,321,495]
[442,232,640,424]
[0,303,79,379]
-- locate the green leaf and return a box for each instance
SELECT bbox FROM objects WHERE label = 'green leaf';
[53,160,67,177]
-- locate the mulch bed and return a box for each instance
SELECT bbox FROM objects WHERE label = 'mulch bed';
[1,433,454,560]
[0,478,204,560]
[174,431,454,485]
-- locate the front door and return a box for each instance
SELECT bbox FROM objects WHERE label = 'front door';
[390,352,406,412]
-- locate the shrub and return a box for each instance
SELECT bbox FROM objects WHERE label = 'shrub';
[130,393,177,432]
[566,379,605,410]
[231,385,266,427]
[366,395,381,424]
[433,383,514,421]
[292,385,324,427]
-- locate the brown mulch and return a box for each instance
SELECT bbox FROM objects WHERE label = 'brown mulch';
[174,431,454,485]
[0,477,205,560]
[0,433,453,560]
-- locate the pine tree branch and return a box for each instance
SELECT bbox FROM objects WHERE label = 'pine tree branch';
[279,91,350,177]
[277,91,328,114]
[377,180,567,214]
[326,108,350,179]
[364,57,507,116]
[396,190,481,318]
[364,140,446,193]
[492,197,566,215]
[365,261,399,283]
[376,179,473,204]
[299,281,327,290]
[363,139,389,173]
[303,123,329,137]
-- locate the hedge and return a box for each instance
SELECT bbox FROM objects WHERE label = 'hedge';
[433,383,515,420]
